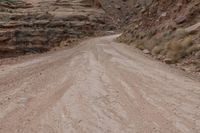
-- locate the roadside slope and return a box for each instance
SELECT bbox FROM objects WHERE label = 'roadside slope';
[118,0,200,75]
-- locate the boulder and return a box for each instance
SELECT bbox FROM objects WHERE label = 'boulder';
[185,22,200,34]
[175,15,187,24]
[164,58,173,64]
[143,49,150,54]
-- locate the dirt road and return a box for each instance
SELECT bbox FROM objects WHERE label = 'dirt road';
[0,35,200,133]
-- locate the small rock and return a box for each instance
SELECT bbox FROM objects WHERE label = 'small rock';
[164,58,173,64]
[143,49,150,54]
[185,22,200,34]
[157,55,164,60]
[34,20,50,25]
[135,3,140,8]
[161,12,167,17]
[141,7,146,13]
[195,51,200,59]
[114,5,121,10]
[175,16,187,24]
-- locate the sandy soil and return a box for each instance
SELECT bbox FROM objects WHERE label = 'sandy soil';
[0,35,200,133]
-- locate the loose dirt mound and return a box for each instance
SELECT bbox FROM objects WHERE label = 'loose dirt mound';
[118,0,200,75]
[0,0,114,58]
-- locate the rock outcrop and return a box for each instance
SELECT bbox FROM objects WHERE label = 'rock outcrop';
[0,0,114,58]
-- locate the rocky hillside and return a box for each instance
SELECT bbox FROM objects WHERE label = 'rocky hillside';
[118,0,200,74]
[97,0,153,26]
[0,0,114,58]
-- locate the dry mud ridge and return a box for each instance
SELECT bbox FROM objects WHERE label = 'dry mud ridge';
[0,35,200,133]
[0,0,113,58]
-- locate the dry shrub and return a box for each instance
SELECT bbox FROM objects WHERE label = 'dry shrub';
[166,51,178,59]
[152,45,164,55]
[166,39,182,51]
[144,39,158,50]
[134,40,145,50]
[165,36,194,62]
[196,62,200,70]
[175,28,188,38]
[181,36,193,49]
[186,44,200,55]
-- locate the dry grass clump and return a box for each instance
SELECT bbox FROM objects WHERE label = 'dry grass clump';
[134,38,159,51]
[166,39,182,51]
[134,40,145,50]
[116,35,133,44]
[152,45,164,55]
[186,44,200,55]
[181,36,193,48]
[144,38,158,50]
[165,36,194,62]
[196,62,200,71]
[174,28,188,38]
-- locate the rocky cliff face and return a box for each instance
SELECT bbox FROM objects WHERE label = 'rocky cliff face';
[96,0,153,25]
[0,0,114,58]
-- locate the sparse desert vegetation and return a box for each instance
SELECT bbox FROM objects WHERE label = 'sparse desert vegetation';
[118,0,200,74]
